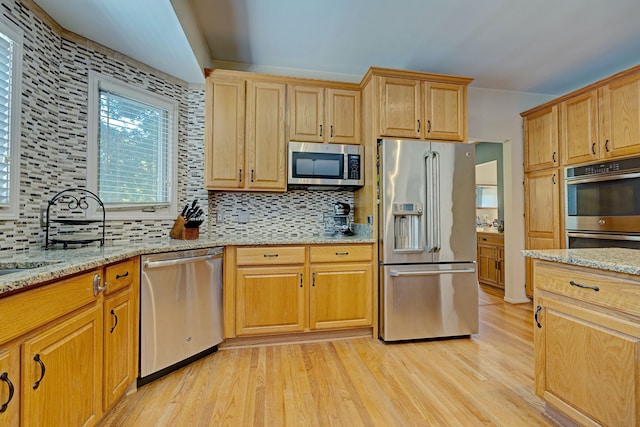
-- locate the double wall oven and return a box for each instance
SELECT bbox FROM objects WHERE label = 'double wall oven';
[565,156,640,249]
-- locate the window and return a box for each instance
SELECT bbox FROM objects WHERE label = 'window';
[0,19,22,220]
[88,72,178,220]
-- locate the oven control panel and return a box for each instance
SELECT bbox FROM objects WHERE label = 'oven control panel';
[567,156,640,178]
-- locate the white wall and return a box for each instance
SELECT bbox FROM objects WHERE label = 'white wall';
[468,87,554,303]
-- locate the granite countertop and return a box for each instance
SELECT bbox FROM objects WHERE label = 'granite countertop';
[0,234,375,296]
[522,248,640,276]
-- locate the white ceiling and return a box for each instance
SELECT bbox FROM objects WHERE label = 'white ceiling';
[33,0,640,95]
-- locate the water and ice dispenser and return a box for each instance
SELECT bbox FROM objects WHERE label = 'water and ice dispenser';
[393,203,422,251]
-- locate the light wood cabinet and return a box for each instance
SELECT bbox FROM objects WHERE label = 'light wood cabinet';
[21,303,102,427]
[524,105,559,172]
[205,73,287,191]
[477,232,504,290]
[288,85,361,144]
[561,90,599,165]
[228,244,374,338]
[378,76,468,141]
[0,257,139,426]
[533,260,640,426]
[599,72,640,160]
[524,168,562,297]
[0,344,19,427]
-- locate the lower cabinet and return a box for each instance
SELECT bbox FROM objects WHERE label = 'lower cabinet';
[533,260,640,426]
[0,257,139,427]
[21,304,102,427]
[231,244,374,338]
[477,232,504,289]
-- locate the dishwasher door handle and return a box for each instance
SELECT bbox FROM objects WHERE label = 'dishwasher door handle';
[389,268,475,277]
[144,253,223,269]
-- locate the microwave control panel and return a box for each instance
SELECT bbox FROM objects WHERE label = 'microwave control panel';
[347,154,361,180]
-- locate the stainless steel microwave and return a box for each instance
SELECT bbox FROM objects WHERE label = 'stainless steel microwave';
[287,141,364,190]
[565,156,640,248]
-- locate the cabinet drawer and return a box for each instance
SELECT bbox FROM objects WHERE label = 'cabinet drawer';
[104,258,136,294]
[477,233,503,246]
[535,261,640,318]
[236,246,305,266]
[310,245,372,263]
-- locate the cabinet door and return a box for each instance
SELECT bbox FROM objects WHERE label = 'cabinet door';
[524,106,559,172]
[424,82,466,141]
[236,266,305,335]
[536,296,640,426]
[600,73,640,160]
[477,244,499,288]
[21,304,102,427]
[205,77,245,189]
[309,263,372,330]
[288,85,324,142]
[379,77,421,139]
[103,289,135,410]
[525,169,561,297]
[0,345,19,427]
[326,88,361,144]
[497,246,505,289]
[246,81,287,190]
[561,90,599,165]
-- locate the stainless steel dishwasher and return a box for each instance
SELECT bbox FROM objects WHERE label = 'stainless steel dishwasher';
[139,247,224,385]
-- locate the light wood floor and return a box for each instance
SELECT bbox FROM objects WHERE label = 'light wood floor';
[99,287,556,426]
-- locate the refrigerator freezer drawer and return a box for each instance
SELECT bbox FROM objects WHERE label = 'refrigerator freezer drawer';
[380,263,478,341]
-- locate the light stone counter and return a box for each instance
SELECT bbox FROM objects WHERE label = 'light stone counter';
[522,248,640,276]
[0,234,375,296]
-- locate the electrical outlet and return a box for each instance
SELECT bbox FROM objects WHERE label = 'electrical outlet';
[216,210,224,223]
[40,207,48,228]
[238,210,249,224]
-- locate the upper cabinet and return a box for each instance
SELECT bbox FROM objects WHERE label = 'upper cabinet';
[205,72,287,192]
[524,105,559,172]
[288,85,361,144]
[524,64,640,168]
[378,73,470,142]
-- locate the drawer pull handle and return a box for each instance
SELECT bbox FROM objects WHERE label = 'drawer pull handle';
[115,271,129,279]
[110,309,119,334]
[0,372,14,412]
[33,354,46,390]
[263,254,279,258]
[569,280,599,292]
[335,251,349,256]
[534,305,542,328]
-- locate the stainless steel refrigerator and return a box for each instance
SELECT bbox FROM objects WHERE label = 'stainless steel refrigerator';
[378,139,478,341]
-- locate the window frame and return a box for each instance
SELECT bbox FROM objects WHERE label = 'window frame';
[87,71,179,220]
[0,17,22,220]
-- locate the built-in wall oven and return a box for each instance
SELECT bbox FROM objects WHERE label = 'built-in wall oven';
[565,156,640,249]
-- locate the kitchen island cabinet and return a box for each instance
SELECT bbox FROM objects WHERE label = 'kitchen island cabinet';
[524,249,640,427]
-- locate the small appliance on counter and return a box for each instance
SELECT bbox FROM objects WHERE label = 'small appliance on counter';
[324,202,355,236]
[170,199,204,240]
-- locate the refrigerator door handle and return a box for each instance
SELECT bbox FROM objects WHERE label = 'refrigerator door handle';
[433,151,441,252]
[424,153,435,253]
[389,268,476,277]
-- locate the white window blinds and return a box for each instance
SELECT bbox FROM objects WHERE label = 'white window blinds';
[98,88,171,207]
[0,32,14,206]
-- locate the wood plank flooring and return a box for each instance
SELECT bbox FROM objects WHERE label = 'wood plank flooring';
[99,287,557,426]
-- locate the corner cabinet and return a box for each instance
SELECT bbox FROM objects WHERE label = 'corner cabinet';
[533,260,640,426]
[378,74,470,142]
[0,257,139,427]
[205,72,287,191]
[226,244,374,339]
[288,85,361,144]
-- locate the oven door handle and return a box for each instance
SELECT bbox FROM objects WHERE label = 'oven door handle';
[567,232,640,242]
[566,171,640,185]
